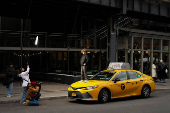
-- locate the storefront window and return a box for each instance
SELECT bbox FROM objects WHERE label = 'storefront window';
[153,52,160,64]
[163,40,169,51]
[118,51,125,62]
[118,37,126,49]
[128,36,132,49]
[143,51,150,75]
[133,37,142,49]
[153,39,161,50]
[133,51,141,71]
[144,38,151,50]
[162,53,169,63]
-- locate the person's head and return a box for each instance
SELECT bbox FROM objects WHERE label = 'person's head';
[17,67,24,76]
[8,62,13,68]
[81,49,87,54]
[153,61,156,64]
[31,82,37,87]
[160,60,164,64]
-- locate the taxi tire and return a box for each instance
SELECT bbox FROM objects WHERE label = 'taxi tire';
[98,89,109,103]
[141,85,150,98]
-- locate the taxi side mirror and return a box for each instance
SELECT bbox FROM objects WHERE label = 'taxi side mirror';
[114,78,120,83]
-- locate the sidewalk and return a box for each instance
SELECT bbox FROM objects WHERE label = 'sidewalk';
[0,79,170,104]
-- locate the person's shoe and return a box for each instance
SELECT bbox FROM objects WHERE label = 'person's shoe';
[85,80,88,83]
[26,100,29,106]
[20,102,26,104]
[79,80,83,82]
[7,95,12,97]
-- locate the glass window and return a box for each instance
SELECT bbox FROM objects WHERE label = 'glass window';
[133,51,141,71]
[133,37,142,49]
[144,38,151,50]
[128,71,141,79]
[153,52,160,64]
[113,71,127,81]
[153,39,161,50]
[163,40,169,51]
[143,51,150,75]
[128,36,132,49]
[90,72,116,81]
[163,53,169,63]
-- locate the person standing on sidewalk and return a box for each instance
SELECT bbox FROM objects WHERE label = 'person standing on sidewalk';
[18,65,30,104]
[6,62,15,97]
[80,49,89,83]
[158,60,168,83]
[152,61,157,82]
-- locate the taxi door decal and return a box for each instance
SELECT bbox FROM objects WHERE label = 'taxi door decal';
[121,84,125,90]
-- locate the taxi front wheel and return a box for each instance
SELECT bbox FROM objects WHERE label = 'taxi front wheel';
[141,85,150,98]
[98,89,109,103]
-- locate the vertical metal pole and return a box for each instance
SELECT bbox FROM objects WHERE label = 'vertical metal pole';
[131,36,134,69]
[94,19,97,49]
[160,39,162,60]
[141,37,144,73]
[117,23,119,62]
[68,47,69,75]
[21,19,23,68]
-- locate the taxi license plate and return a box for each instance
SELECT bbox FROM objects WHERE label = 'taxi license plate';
[72,93,76,96]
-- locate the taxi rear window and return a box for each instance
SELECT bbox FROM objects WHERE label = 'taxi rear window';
[90,72,116,81]
[128,71,141,79]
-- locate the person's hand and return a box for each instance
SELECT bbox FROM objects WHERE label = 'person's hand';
[84,63,86,66]
[27,65,29,68]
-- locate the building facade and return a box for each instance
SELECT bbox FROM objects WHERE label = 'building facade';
[0,0,170,78]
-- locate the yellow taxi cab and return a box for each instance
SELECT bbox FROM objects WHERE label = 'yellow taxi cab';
[68,62,155,103]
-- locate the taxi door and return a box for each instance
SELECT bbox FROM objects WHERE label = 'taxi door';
[111,71,131,98]
[127,71,143,96]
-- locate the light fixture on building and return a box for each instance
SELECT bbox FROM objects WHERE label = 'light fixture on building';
[35,36,38,45]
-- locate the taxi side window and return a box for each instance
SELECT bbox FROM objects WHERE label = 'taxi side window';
[128,71,141,79]
[112,71,127,81]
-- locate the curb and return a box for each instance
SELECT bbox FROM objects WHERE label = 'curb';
[0,96,68,104]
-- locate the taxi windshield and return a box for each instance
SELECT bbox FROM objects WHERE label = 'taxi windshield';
[89,72,116,81]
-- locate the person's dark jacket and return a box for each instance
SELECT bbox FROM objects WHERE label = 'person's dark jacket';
[6,67,15,84]
[80,54,89,66]
[157,63,168,79]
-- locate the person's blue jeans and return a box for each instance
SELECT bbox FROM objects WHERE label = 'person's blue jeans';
[161,78,166,83]
[20,87,27,103]
[29,93,41,106]
[7,82,13,96]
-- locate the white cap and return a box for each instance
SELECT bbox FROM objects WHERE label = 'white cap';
[160,60,163,62]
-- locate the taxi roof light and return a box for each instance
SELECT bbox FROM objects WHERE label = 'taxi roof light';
[107,62,131,70]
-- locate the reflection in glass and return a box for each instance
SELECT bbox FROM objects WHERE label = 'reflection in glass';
[133,51,141,71]
[153,39,161,50]
[144,38,151,50]
[163,40,169,51]
[143,51,150,75]
[118,51,125,62]
[153,52,160,64]
[162,53,169,63]
[133,37,141,49]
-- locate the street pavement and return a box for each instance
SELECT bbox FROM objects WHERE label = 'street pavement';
[0,79,170,104]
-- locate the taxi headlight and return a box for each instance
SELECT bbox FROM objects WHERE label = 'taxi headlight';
[84,86,98,90]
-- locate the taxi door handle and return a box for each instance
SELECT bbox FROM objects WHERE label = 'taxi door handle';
[140,80,143,81]
[126,82,130,83]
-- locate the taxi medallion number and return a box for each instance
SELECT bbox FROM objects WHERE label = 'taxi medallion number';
[72,93,76,96]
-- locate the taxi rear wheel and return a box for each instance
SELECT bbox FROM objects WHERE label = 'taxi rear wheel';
[141,85,150,98]
[98,89,109,103]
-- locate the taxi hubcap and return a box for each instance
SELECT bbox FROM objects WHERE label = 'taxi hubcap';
[102,91,108,102]
[143,87,149,97]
